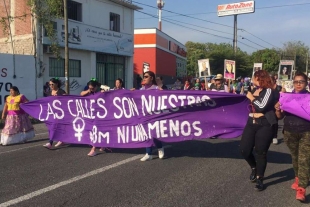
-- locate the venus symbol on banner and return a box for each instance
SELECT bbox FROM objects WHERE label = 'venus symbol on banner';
[73,117,85,141]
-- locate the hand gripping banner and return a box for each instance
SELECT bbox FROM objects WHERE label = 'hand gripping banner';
[21,90,249,148]
[280,93,310,121]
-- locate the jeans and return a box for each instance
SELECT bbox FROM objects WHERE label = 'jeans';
[146,139,163,155]
[240,117,274,177]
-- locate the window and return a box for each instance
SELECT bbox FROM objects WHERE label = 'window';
[110,13,120,32]
[68,0,82,21]
[49,58,81,77]
[96,54,125,88]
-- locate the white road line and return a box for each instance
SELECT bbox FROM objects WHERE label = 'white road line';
[0,154,142,207]
[0,145,171,207]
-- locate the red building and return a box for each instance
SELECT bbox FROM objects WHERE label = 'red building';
[134,28,187,80]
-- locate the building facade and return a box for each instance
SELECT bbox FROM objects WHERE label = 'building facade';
[134,28,187,84]
[0,0,141,99]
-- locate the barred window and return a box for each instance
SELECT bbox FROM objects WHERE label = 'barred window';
[68,0,82,21]
[49,58,81,77]
[110,13,120,32]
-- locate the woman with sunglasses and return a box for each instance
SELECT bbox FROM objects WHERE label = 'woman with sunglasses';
[139,71,165,161]
[43,78,66,149]
[275,72,310,202]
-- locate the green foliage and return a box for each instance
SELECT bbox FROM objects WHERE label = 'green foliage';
[186,40,310,78]
[251,49,281,74]
[28,0,64,57]
[186,41,253,78]
[282,41,309,72]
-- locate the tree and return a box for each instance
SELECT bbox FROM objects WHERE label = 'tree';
[281,41,309,73]
[251,49,281,74]
[185,41,253,78]
[28,0,64,57]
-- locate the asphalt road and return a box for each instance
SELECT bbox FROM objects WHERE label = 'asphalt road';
[0,121,308,207]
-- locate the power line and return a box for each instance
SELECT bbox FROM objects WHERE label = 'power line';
[136,10,232,40]
[135,2,310,19]
[238,41,259,50]
[136,10,260,51]
[132,1,233,28]
[136,10,263,50]
[134,1,308,49]
[239,29,281,49]
[162,17,233,36]
[240,37,267,49]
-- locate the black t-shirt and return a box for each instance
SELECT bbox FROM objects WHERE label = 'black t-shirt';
[284,112,310,133]
[47,88,66,96]
[284,91,310,133]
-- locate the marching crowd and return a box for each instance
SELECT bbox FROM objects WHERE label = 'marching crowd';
[0,69,310,202]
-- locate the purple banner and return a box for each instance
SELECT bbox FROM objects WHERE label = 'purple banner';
[280,93,310,121]
[21,90,249,148]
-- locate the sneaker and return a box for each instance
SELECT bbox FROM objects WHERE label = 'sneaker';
[54,141,63,147]
[272,138,278,144]
[158,148,164,159]
[87,151,97,157]
[255,177,264,191]
[296,187,306,202]
[140,154,152,161]
[250,168,257,182]
[43,143,52,149]
[291,177,299,190]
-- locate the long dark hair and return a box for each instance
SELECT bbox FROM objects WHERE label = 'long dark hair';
[50,77,61,88]
[10,86,20,95]
[144,71,157,85]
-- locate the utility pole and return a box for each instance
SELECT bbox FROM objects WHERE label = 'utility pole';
[306,52,309,76]
[157,0,165,31]
[233,15,238,56]
[64,0,70,94]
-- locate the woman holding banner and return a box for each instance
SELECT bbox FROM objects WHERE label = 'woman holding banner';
[81,79,103,157]
[139,71,165,161]
[240,70,279,191]
[275,72,310,202]
[43,78,67,149]
[1,86,35,145]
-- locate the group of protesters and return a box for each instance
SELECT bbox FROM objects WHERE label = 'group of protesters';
[1,69,310,202]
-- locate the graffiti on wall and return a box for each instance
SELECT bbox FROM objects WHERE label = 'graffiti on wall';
[60,79,82,91]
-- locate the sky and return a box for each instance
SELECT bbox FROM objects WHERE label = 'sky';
[132,0,310,54]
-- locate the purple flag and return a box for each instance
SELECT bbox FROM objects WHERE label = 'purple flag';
[280,93,310,121]
[21,90,249,148]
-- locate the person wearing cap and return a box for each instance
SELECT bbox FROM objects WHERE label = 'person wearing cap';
[206,74,230,92]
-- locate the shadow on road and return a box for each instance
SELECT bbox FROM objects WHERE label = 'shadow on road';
[164,139,292,164]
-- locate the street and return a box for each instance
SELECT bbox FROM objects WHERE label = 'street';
[0,121,308,207]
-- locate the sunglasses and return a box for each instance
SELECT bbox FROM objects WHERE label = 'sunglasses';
[143,76,150,79]
[49,84,54,86]
[293,80,306,85]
